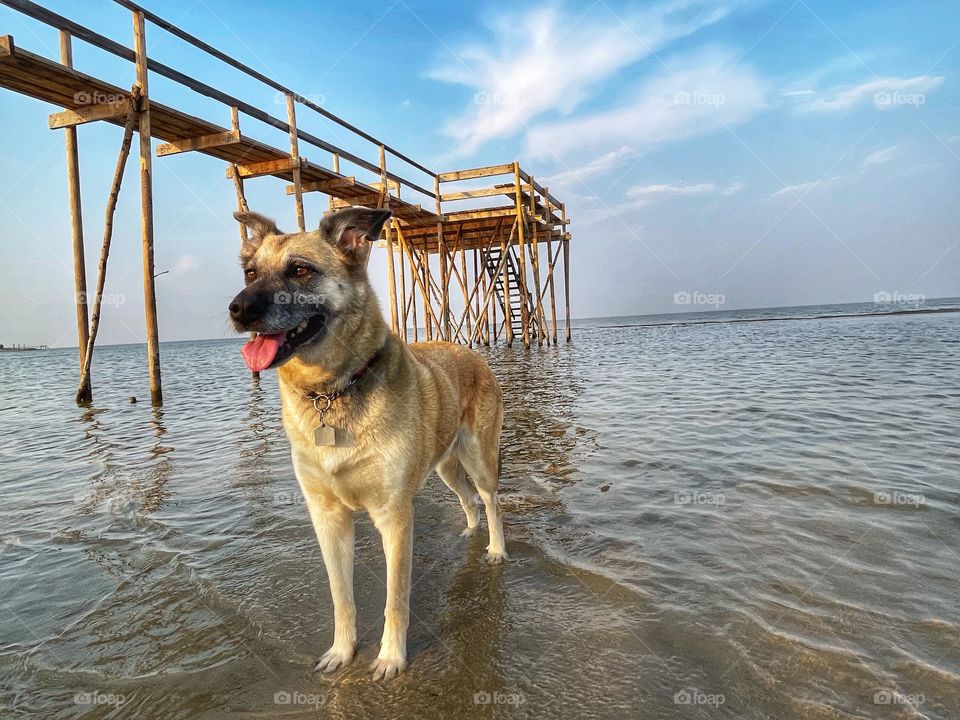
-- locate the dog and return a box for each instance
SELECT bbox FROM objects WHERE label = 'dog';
[228,206,505,680]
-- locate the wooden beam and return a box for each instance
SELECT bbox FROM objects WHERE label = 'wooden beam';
[156,128,239,156]
[285,92,305,231]
[0,34,14,58]
[225,156,305,179]
[380,145,399,335]
[49,98,133,129]
[286,176,355,194]
[438,163,514,182]
[133,9,162,405]
[513,162,530,348]
[440,185,510,202]
[59,30,90,401]
[562,202,571,342]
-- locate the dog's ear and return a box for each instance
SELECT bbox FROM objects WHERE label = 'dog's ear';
[320,207,392,256]
[234,211,281,260]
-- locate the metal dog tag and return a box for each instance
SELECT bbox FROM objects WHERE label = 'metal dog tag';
[314,424,336,447]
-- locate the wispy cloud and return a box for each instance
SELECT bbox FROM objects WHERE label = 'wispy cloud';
[793,75,944,113]
[863,145,900,166]
[525,48,767,159]
[429,0,741,155]
[544,146,638,190]
[583,178,743,220]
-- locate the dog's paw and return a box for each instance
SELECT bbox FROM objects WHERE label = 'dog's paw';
[314,645,355,674]
[484,551,507,564]
[460,525,478,537]
[369,653,407,681]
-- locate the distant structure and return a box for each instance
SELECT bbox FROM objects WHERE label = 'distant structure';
[0,343,47,351]
[0,0,572,406]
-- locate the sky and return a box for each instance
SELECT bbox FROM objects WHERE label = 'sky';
[0,0,958,347]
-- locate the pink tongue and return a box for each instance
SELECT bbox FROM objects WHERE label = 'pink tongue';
[241,333,285,372]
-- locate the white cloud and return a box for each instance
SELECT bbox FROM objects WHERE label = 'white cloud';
[583,179,742,219]
[544,146,638,190]
[524,48,767,159]
[770,176,844,200]
[795,75,943,113]
[863,145,900,166]
[173,254,201,274]
[429,1,741,155]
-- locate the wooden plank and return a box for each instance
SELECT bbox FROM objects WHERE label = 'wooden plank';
[0,35,14,58]
[49,98,132,128]
[226,156,305,179]
[286,176,355,194]
[440,186,510,202]
[156,128,239,156]
[438,163,514,182]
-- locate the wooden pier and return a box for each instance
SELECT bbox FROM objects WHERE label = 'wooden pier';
[0,0,573,406]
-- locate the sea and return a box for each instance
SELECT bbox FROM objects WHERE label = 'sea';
[1,299,958,719]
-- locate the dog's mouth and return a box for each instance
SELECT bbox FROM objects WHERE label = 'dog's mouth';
[241,314,327,371]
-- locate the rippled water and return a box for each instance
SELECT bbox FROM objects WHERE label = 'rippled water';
[2,302,959,719]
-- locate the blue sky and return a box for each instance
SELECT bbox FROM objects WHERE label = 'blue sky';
[0,0,958,346]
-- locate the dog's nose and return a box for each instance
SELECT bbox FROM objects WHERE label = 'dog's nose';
[229,292,269,325]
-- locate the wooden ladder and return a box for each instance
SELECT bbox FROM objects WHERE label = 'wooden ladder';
[483,244,536,340]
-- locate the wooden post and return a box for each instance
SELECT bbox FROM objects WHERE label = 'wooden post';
[501,221,512,346]
[408,240,418,342]
[562,202,571,342]
[285,93,305,232]
[60,31,91,402]
[379,145,399,335]
[434,175,450,341]
[513,162,530,347]
[421,250,433,340]
[398,231,407,341]
[133,10,163,406]
[528,176,546,346]
[458,235,471,345]
[76,97,139,405]
[229,110,260,380]
[546,236,559,345]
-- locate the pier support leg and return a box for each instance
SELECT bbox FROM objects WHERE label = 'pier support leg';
[60,31,91,402]
[133,10,162,405]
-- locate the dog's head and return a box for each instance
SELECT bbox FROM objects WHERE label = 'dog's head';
[228,206,391,371]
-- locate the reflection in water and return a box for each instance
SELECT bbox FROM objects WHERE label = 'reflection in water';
[1,311,959,719]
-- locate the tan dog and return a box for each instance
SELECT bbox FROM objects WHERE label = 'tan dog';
[228,206,505,680]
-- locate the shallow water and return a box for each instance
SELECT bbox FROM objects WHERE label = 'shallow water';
[1,303,959,719]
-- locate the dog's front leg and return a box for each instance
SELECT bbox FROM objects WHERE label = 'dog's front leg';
[302,492,357,673]
[369,501,414,680]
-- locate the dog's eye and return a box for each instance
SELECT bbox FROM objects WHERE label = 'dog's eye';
[292,265,312,279]
[244,268,257,281]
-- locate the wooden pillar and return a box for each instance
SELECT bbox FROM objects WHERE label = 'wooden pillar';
[562,202,571,342]
[398,231,407,341]
[546,236,559,345]
[229,109,259,380]
[528,176,546,346]
[379,145,399,335]
[513,162,530,347]
[60,31,91,402]
[285,93,305,231]
[459,238,472,346]
[133,10,163,406]
[421,250,433,340]
[408,242,418,342]
[501,222,512,346]
[434,175,450,341]
[330,153,339,211]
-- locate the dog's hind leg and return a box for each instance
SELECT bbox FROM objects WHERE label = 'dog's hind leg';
[436,453,479,535]
[458,437,507,563]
